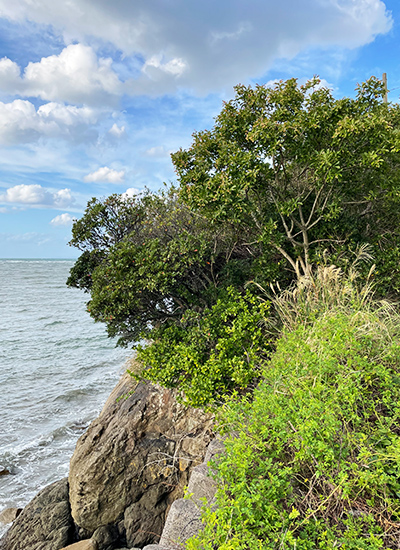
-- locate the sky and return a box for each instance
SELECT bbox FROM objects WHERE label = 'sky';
[0,0,399,258]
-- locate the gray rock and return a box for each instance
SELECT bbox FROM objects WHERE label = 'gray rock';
[69,375,214,548]
[91,525,118,550]
[187,464,217,505]
[159,499,202,549]
[152,437,224,549]
[0,478,73,550]
[204,437,225,466]
[0,509,22,525]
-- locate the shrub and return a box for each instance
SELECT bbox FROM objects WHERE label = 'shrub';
[189,276,400,549]
[135,287,270,408]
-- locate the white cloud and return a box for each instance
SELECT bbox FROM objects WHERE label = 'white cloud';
[0,99,98,144]
[38,102,97,125]
[0,184,75,208]
[109,123,126,138]
[0,57,21,92]
[0,44,123,106]
[145,145,173,158]
[50,212,75,226]
[143,55,187,77]
[122,187,140,198]
[84,166,125,183]
[0,0,391,95]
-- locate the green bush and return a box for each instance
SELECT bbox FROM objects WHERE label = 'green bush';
[189,296,400,548]
[135,287,270,407]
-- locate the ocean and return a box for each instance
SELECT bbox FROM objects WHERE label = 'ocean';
[0,259,129,536]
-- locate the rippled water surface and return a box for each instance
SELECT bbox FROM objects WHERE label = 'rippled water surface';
[0,260,129,533]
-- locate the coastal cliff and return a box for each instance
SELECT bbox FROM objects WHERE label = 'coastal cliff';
[0,374,215,550]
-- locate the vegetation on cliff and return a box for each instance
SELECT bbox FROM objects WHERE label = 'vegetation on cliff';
[68,76,400,547]
[189,264,400,549]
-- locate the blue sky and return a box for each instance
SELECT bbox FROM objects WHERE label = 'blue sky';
[0,0,398,258]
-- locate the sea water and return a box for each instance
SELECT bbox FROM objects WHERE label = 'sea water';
[0,259,129,535]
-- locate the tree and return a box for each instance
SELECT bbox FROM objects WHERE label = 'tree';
[68,188,270,405]
[67,188,263,345]
[173,77,400,282]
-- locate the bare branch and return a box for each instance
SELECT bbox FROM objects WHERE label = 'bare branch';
[306,184,325,227]
[308,238,346,246]
[273,244,301,278]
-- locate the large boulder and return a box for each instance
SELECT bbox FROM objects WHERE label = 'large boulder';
[69,374,214,548]
[0,479,73,550]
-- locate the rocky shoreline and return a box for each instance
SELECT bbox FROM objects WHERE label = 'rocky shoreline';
[0,374,218,550]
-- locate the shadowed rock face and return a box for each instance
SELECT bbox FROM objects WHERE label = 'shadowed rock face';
[69,375,214,548]
[0,479,73,550]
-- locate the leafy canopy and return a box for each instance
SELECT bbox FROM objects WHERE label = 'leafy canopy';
[67,188,268,404]
[173,77,400,283]
[68,188,265,343]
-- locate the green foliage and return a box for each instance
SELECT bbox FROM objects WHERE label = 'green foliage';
[67,188,272,405]
[69,193,146,253]
[68,188,262,344]
[188,280,400,549]
[67,76,400,412]
[66,249,105,291]
[135,287,270,407]
[173,77,400,284]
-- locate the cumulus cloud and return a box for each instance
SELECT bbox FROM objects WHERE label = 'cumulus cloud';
[109,123,126,138]
[0,57,21,92]
[84,166,125,183]
[0,184,75,208]
[122,187,140,198]
[50,212,75,226]
[0,99,98,144]
[0,44,123,106]
[0,0,392,94]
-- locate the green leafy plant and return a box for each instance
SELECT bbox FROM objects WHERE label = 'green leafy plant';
[67,76,400,410]
[68,187,263,345]
[67,189,272,405]
[136,287,270,407]
[188,271,400,549]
